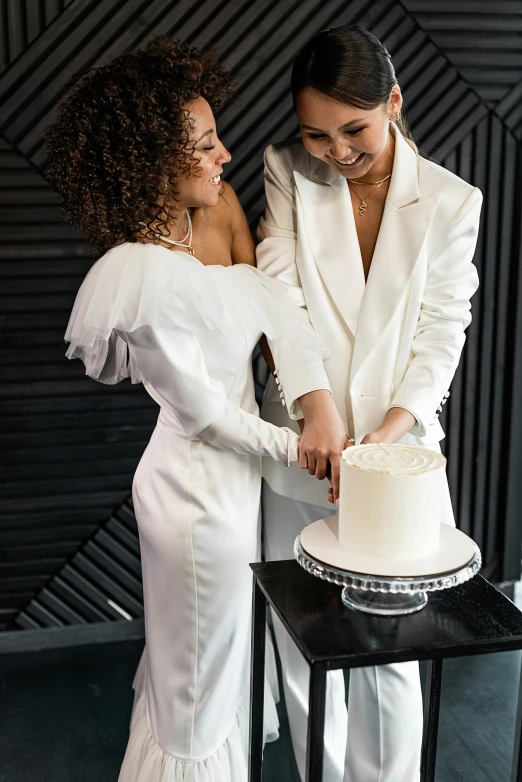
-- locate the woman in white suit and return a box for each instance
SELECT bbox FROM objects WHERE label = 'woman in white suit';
[257,25,482,782]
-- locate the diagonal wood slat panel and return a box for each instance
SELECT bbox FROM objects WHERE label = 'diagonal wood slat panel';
[0,133,157,629]
[0,0,521,633]
[14,497,144,630]
[402,0,522,118]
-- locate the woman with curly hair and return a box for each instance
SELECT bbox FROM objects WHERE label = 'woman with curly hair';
[46,36,346,781]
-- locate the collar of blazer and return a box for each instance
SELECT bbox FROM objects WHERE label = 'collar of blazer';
[294,124,439,384]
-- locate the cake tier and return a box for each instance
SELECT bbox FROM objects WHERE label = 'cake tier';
[339,443,447,561]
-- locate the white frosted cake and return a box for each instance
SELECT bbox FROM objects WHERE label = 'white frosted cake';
[339,443,448,562]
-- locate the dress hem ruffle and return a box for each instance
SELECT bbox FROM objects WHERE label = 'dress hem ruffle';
[119,693,252,782]
[120,635,280,781]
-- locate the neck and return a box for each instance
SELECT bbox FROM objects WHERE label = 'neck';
[158,207,190,242]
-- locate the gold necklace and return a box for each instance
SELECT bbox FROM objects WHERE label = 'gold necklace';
[348,176,390,216]
[349,174,391,186]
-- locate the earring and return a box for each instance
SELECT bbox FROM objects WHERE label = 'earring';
[160,179,168,193]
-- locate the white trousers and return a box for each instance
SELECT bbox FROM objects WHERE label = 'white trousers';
[262,482,423,782]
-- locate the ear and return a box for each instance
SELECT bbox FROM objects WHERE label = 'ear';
[389,84,403,117]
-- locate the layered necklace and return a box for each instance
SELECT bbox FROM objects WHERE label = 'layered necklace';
[138,210,194,255]
[347,174,391,217]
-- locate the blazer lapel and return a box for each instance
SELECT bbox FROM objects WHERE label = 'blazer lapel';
[350,128,439,384]
[294,165,365,337]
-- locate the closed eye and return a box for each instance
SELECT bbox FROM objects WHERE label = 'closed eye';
[306,128,363,140]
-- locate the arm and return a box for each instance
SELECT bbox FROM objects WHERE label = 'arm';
[125,324,299,466]
[256,145,306,375]
[378,187,482,439]
[257,146,348,497]
[256,145,307,308]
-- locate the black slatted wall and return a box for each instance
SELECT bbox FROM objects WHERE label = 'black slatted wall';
[1,0,521,634]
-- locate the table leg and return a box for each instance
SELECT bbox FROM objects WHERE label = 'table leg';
[249,577,266,782]
[511,652,522,782]
[421,658,443,782]
[306,664,327,782]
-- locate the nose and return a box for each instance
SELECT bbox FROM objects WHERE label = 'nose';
[218,141,232,164]
[329,138,351,160]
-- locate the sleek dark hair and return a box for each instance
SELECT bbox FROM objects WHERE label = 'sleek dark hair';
[291,25,416,150]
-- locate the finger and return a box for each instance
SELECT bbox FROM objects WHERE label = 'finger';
[307,456,317,476]
[315,456,328,480]
[299,447,308,470]
[330,454,341,503]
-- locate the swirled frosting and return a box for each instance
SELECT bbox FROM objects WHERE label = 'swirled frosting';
[341,443,446,476]
[339,443,450,562]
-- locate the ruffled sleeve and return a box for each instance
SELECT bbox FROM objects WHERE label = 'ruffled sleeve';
[64,243,302,460]
[65,242,242,385]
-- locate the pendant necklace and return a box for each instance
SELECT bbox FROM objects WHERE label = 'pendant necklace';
[347,174,391,217]
[138,210,194,255]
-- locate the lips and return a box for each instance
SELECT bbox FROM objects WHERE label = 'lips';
[334,152,364,167]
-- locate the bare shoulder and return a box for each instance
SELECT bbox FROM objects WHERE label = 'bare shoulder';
[218,180,245,226]
[220,181,255,265]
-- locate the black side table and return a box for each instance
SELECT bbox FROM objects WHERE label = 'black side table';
[249,560,522,782]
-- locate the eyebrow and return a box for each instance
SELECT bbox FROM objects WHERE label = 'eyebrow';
[196,128,214,142]
[301,119,366,132]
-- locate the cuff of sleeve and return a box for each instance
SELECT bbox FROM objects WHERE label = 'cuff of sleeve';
[388,405,427,438]
[273,367,331,421]
[285,430,300,466]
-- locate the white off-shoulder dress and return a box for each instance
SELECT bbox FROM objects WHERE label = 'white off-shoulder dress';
[65,242,330,782]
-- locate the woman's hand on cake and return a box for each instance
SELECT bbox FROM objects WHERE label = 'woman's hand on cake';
[327,436,355,506]
[297,390,346,501]
[362,408,417,445]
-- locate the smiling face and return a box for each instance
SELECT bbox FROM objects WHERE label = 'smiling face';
[175,96,231,209]
[296,85,402,179]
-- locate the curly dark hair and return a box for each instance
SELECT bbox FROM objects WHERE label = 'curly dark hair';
[45,36,233,252]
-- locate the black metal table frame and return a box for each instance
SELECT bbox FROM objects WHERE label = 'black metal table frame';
[249,576,522,782]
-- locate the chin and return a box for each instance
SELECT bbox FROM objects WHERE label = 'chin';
[206,193,221,208]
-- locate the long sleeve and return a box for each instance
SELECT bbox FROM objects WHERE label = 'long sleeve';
[256,146,331,417]
[267,307,331,420]
[390,187,482,436]
[256,145,307,310]
[125,324,299,465]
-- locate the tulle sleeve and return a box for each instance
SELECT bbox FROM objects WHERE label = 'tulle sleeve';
[64,241,325,388]
[65,242,233,384]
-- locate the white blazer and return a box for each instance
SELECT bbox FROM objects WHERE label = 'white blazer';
[257,123,482,508]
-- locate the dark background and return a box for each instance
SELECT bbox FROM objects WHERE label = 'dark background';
[1,0,521,642]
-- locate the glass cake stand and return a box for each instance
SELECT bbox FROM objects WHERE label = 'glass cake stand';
[294,535,482,616]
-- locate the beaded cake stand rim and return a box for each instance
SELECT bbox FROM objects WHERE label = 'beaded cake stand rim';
[294,534,482,595]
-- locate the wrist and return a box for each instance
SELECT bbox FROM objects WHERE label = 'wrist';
[298,389,333,418]
[371,426,397,444]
